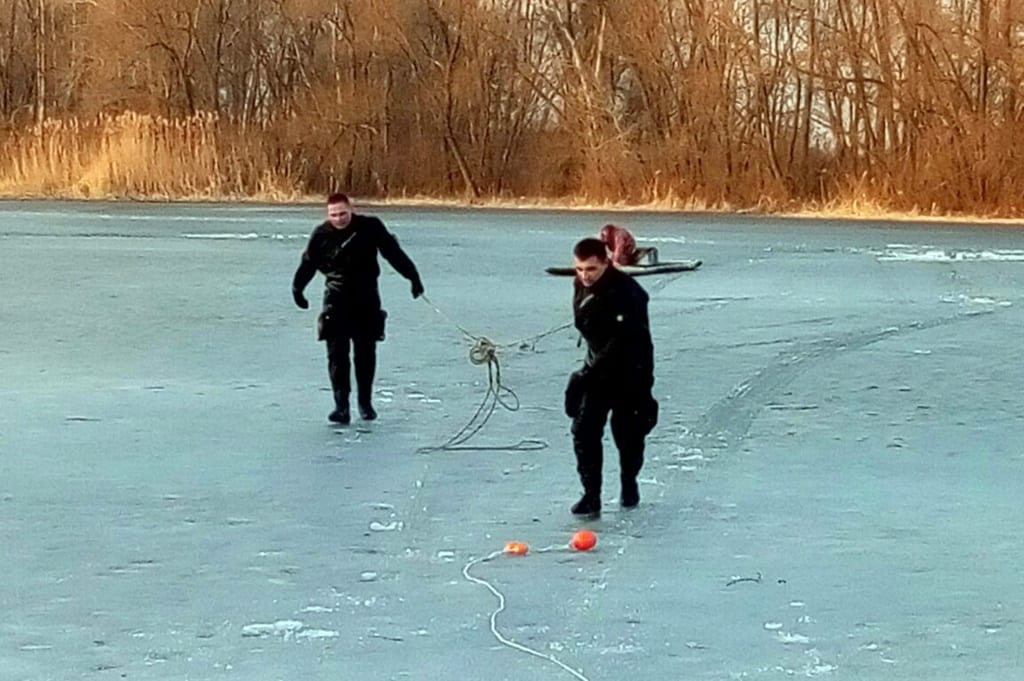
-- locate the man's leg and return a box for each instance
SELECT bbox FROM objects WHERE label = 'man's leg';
[570,391,610,516]
[325,334,352,424]
[610,406,645,508]
[353,336,378,420]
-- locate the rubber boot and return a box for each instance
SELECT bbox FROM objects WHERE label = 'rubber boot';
[571,493,601,517]
[354,339,377,421]
[571,473,601,517]
[329,391,350,425]
[358,400,377,421]
[620,474,640,509]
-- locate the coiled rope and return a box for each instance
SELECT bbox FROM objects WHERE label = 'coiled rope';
[416,268,687,452]
[418,294,572,452]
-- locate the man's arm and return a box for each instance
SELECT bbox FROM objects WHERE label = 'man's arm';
[291,248,317,309]
[373,219,424,298]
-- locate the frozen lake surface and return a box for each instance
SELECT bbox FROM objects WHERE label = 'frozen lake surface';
[2,201,1023,680]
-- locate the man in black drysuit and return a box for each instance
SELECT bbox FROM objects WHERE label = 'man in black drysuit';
[292,193,424,424]
[564,237,657,517]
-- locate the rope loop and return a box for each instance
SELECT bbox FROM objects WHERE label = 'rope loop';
[469,337,498,366]
[414,271,685,452]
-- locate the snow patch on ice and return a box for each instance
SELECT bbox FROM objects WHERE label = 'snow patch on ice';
[182,232,260,240]
[295,628,340,640]
[941,293,1012,310]
[776,631,811,644]
[878,245,1024,262]
[241,620,304,638]
[369,520,403,532]
[241,620,340,641]
[299,605,333,613]
[181,231,307,240]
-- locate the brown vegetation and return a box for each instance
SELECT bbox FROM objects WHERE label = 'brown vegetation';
[1,0,1023,217]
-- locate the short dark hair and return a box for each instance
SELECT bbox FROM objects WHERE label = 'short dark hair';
[326,192,351,205]
[574,237,609,261]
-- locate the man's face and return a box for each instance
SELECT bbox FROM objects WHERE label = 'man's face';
[574,255,609,288]
[326,201,353,229]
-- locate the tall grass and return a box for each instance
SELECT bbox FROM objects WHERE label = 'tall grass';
[0,113,302,201]
[1,112,1023,220]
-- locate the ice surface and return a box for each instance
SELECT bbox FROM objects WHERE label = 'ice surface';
[2,202,1023,679]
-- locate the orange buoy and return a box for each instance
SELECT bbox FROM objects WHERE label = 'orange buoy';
[504,541,529,556]
[570,529,597,551]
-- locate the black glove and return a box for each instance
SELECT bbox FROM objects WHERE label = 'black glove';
[564,369,588,419]
[410,277,425,299]
[636,392,659,435]
[292,288,309,309]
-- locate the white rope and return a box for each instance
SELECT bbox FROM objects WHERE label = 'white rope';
[462,548,590,681]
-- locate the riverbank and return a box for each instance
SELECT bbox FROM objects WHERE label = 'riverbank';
[2,192,1022,226]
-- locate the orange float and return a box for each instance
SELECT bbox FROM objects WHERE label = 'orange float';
[504,541,529,556]
[570,529,597,551]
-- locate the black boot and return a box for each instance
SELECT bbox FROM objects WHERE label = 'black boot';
[358,387,378,419]
[329,391,350,425]
[571,493,601,517]
[358,400,377,421]
[620,475,640,509]
[571,494,601,517]
[354,339,377,421]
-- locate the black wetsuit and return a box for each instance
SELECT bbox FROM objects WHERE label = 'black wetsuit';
[293,214,422,412]
[571,267,655,504]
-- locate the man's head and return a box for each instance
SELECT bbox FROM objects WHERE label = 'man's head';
[573,238,610,288]
[326,192,353,229]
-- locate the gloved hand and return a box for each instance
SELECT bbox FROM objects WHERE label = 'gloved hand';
[292,288,309,309]
[410,277,425,299]
[564,368,588,419]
